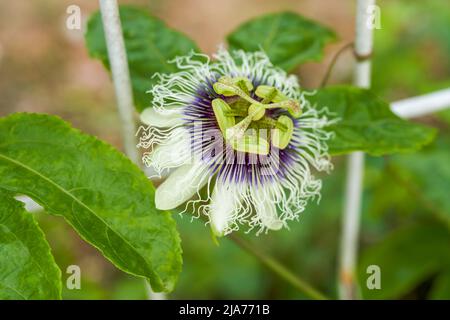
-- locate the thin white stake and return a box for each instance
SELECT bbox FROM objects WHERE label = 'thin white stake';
[99,0,139,164]
[392,88,450,119]
[339,0,375,300]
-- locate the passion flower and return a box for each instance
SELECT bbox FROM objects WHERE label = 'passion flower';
[138,47,335,236]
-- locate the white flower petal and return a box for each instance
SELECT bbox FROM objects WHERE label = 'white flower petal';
[257,201,283,231]
[148,128,191,172]
[140,107,183,127]
[252,188,283,231]
[145,166,170,180]
[155,161,210,210]
[209,183,242,236]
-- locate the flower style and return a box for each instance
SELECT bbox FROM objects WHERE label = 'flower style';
[138,47,334,236]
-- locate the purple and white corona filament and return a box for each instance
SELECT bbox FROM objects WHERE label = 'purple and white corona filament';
[138,48,335,236]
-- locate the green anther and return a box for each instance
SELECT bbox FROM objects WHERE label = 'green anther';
[217,76,234,85]
[248,103,265,120]
[255,85,302,118]
[212,99,235,135]
[260,100,302,118]
[289,101,302,118]
[213,82,239,97]
[214,77,260,105]
[213,76,240,96]
[233,77,254,94]
[260,87,278,104]
[219,75,253,91]
[272,115,294,150]
[255,85,289,103]
[229,135,270,155]
[276,100,302,118]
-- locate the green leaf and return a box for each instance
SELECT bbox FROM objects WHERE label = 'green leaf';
[438,109,450,126]
[227,11,336,71]
[429,271,450,299]
[0,113,181,292]
[389,134,450,225]
[358,223,450,299]
[307,86,437,156]
[0,190,61,299]
[85,6,199,112]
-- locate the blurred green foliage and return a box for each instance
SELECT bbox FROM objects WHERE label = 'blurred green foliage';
[372,0,450,99]
[227,11,336,71]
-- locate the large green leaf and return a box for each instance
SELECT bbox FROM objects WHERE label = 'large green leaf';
[0,113,181,292]
[0,190,61,299]
[389,134,450,225]
[307,86,436,156]
[358,223,450,299]
[86,6,199,112]
[227,11,336,71]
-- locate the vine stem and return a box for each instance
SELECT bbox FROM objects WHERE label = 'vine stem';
[229,234,328,300]
[98,0,163,300]
[320,42,354,88]
[338,0,375,300]
[98,0,139,165]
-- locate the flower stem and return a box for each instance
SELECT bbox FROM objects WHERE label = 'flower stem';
[229,234,328,300]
